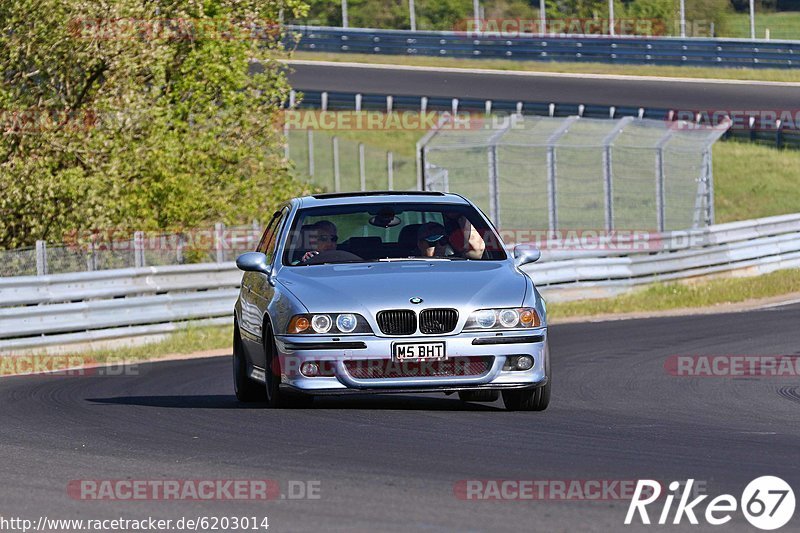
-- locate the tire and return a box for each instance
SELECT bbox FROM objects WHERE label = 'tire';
[458,390,500,403]
[501,383,550,411]
[502,340,551,411]
[263,324,314,409]
[233,319,266,403]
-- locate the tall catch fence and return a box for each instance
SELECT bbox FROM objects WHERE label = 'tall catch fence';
[420,114,730,233]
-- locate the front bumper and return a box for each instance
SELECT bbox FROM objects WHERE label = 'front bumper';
[274,329,548,394]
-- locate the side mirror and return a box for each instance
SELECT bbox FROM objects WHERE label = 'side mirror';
[513,245,541,267]
[236,252,272,275]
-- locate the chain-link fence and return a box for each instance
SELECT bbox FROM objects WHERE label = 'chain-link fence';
[286,128,417,192]
[421,114,729,232]
[0,223,262,278]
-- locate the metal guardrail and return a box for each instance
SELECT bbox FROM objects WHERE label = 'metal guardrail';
[2,213,800,352]
[286,25,800,69]
[292,89,800,150]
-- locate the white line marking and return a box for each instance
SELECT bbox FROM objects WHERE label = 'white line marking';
[283,59,800,88]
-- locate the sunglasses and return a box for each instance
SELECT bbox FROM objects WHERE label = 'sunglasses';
[422,234,445,244]
[317,234,338,243]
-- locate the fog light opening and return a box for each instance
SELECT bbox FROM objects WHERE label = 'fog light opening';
[516,355,534,371]
[300,362,320,377]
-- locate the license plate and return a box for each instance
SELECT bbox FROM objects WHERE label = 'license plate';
[393,342,446,361]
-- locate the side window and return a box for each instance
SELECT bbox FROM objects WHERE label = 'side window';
[257,208,288,262]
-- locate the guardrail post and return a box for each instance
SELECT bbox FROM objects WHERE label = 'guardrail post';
[307,129,314,177]
[35,240,48,276]
[387,151,394,190]
[355,93,362,111]
[133,231,145,268]
[289,90,296,108]
[386,95,393,113]
[214,223,225,263]
[321,91,328,111]
[420,97,427,114]
[332,136,341,192]
[451,98,458,115]
[358,143,366,191]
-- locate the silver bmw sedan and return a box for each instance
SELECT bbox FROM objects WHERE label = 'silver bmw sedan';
[233,191,549,411]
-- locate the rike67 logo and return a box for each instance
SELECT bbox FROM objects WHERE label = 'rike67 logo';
[626,477,795,530]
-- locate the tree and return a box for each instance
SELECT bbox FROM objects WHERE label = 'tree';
[0,0,309,249]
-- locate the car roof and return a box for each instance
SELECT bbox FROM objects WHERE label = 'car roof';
[296,191,471,208]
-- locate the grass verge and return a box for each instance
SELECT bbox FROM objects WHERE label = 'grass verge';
[548,268,800,319]
[290,51,800,83]
[70,324,230,365]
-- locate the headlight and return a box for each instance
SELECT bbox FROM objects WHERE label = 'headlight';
[336,313,358,333]
[288,313,372,334]
[465,307,540,330]
[475,309,496,328]
[311,314,332,333]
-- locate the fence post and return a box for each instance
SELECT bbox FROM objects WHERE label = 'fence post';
[545,116,578,231]
[655,148,666,233]
[387,151,394,190]
[487,145,500,226]
[704,148,715,225]
[655,128,675,232]
[359,143,366,191]
[214,223,225,263]
[88,240,97,272]
[600,117,633,232]
[177,234,185,264]
[133,231,145,268]
[283,120,289,161]
[307,129,314,177]
[333,136,341,192]
[35,240,48,276]
[251,219,261,250]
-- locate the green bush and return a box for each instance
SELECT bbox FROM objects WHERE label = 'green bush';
[0,0,311,250]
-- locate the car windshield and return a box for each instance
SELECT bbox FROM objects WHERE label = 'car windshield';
[283,202,507,266]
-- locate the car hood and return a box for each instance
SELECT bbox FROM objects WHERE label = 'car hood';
[277,261,528,316]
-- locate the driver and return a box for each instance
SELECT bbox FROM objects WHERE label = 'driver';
[301,220,338,262]
[416,222,452,257]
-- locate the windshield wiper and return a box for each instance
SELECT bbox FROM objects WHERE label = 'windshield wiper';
[377,257,467,262]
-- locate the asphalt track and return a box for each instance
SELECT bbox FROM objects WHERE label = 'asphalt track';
[2,305,800,532]
[286,61,800,111]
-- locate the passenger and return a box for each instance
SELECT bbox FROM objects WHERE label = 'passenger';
[301,220,338,262]
[442,211,486,259]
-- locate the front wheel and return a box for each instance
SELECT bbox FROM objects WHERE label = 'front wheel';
[233,319,266,402]
[264,325,314,409]
[502,383,550,411]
